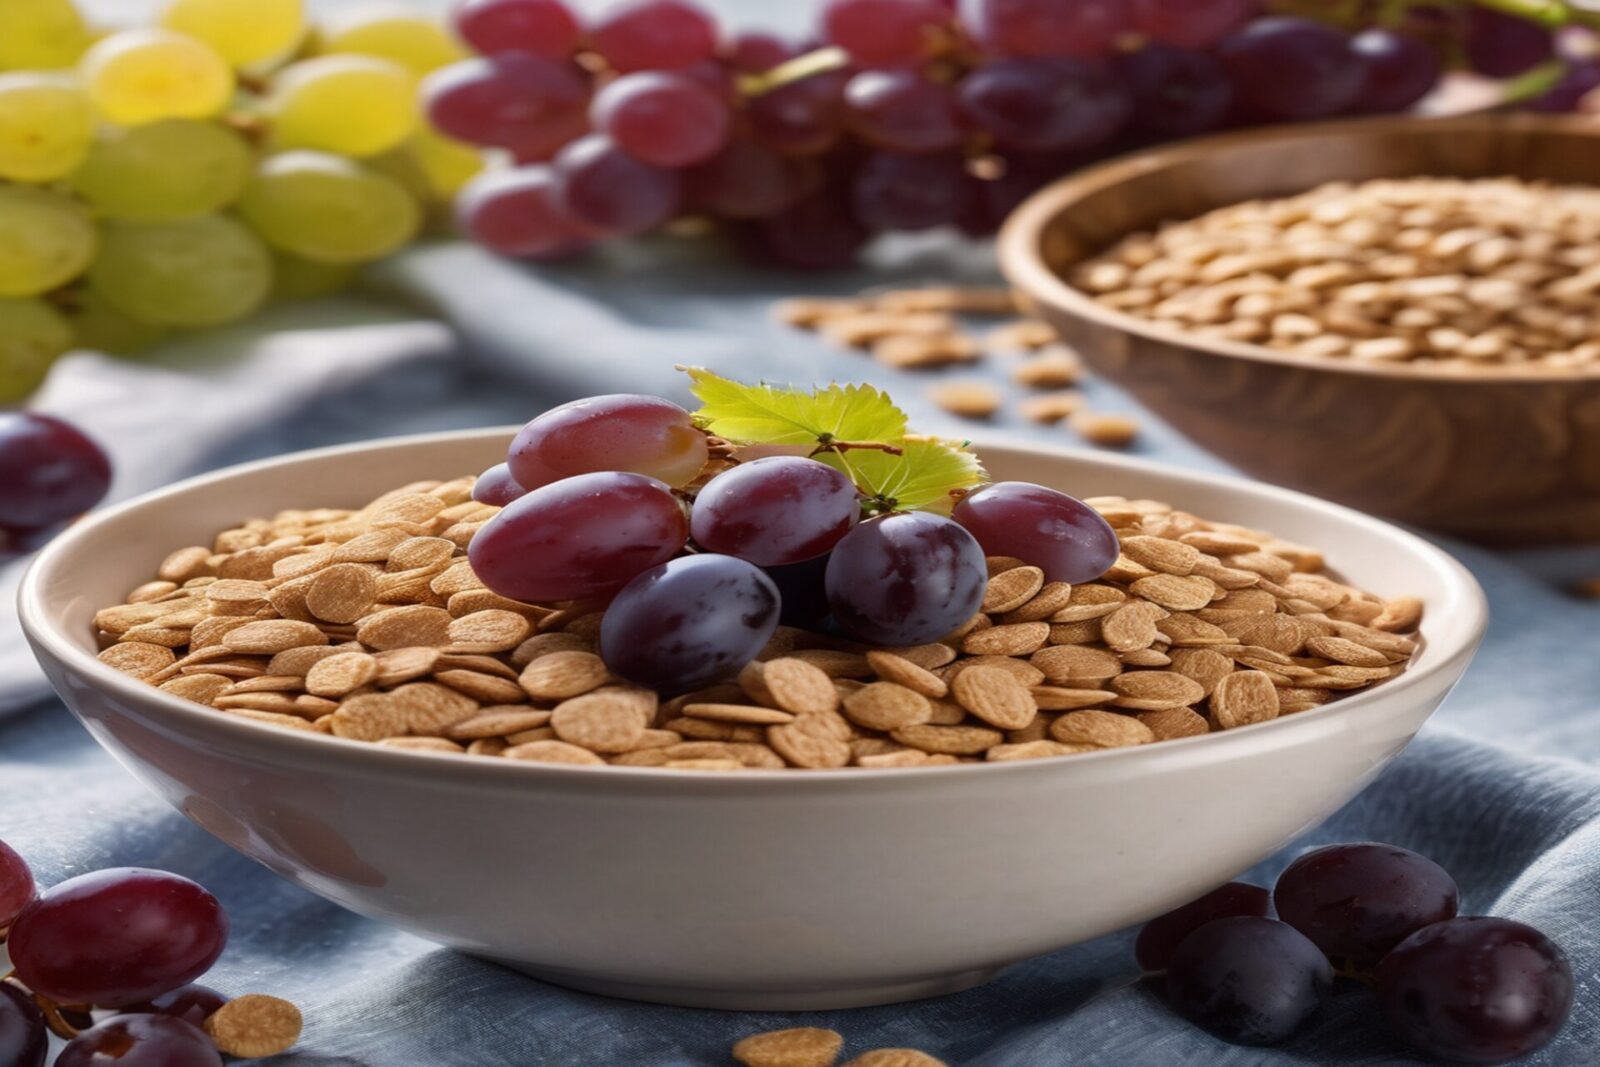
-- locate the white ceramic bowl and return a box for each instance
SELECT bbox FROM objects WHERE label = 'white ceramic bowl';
[19,429,1486,1010]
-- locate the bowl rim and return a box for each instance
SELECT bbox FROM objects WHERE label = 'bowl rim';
[999,111,1600,384]
[18,426,1488,788]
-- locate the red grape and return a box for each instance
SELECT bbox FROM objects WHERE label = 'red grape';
[591,71,731,167]
[747,69,850,157]
[8,868,228,1008]
[551,134,682,236]
[0,983,46,1067]
[825,511,986,645]
[1130,0,1252,49]
[124,985,228,1028]
[0,837,35,928]
[1216,17,1364,121]
[844,70,963,153]
[0,413,112,532]
[1165,917,1332,1046]
[1119,45,1233,138]
[955,57,1130,152]
[1274,842,1458,970]
[591,0,718,73]
[468,471,689,602]
[1135,882,1272,972]
[1378,917,1573,1064]
[820,0,948,67]
[748,191,869,269]
[600,553,780,694]
[679,58,738,102]
[966,0,1129,58]
[454,0,582,59]
[1350,29,1440,113]
[1463,7,1554,79]
[455,166,590,258]
[686,136,817,220]
[472,462,527,506]
[851,151,968,231]
[728,32,798,74]
[58,1015,222,1067]
[423,54,590,153]
[507,393,708,490]
[690,456,860,566]
[952,481,1119,584]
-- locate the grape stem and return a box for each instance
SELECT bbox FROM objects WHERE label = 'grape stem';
[0,974,82,1039]
[813,439,905,456]
[737,46,850,97]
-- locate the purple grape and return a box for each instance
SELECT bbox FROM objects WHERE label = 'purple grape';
[844,70,963,153]
[1166,917,1332,1046]
[454,0,582,59]
[678,58,738,102]
[423,54,589,154]
[1378,917,1573,1064]
[1135,882,1273,972]
[686,136,817,220]
[1274,842,1459,970]
[825,511,986,646]
[691,456,860,566]
[0,524,67,562]
[591,71,732,167]
[591,0,719,73]
[965,0,1129,58]
[747,68,850,157]
[58,1015,221,1067]
[1118,44,1233,137]
[1351,29,1441,113]
[1464,8,1554,79]
[957,150,1076,234]
[1528,58,1600,113]
[0,983,46,1067]
[508,393,708,490]
[748,191,869,269]
[728,32,799,74]
[0,412,112,532]
[956,57,1130,152]
[1130,0,1252,49]
[551,134,682,236]
[952,481,1118,584]
[1216,17,1364,121]
[600,553,780,694]
[765,554,832,629]
[472,463,527,506]
[0,836,35,928]
[820,0,948,67]
[124,985,228,1028]
[850,151,968,231]
[455,166,590,259]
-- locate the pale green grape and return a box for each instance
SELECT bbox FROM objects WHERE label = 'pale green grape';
[316,8,467,77]
[402,126,482,200]
[0,298,73,402]
[69,288,171,356]
[269,55,417,158]
[71,120,252,221]
[79,28,234,125]
[0,0,93,72]
[238,151,421,264]
[89,214,272,327]
[271,251,358,301]
[0,186,97,297]
[161,0,305,69]
[0,71,94,182]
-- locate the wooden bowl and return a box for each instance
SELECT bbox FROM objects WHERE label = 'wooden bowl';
[999,113,1600,546]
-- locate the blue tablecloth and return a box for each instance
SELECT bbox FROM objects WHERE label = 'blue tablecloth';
[4,233,1599,1066]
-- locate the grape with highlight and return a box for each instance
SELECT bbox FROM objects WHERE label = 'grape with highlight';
[592,71,731,167]
[591,0,718,73]
[161,0,304,68]
[551,134,682,236]
[457,166,588,258]
[472,462,527,506]
[1165,917,1332,1046]
[79,28,235,125]
[953,482,1118,584]
[507,394,708,489]
[71,120,253,221]
[89,215,273,327]
[691,456,860,566]
[821,0,948,68]
[0,72,94,182]
[270,55,418,158]
[825,511,986,646]
[0,412,112,531]
[58,1015,222,1067]
[238,151,422,264]
[455,0,582,59]
[316,9,467,76]
[423,53,590,154]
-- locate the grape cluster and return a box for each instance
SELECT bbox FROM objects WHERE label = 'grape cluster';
[434,0,1584,269]
[0,411,111,562]
[0,838,244,1067]
[0,0,483,400]
[1138,842,1574,1062]
[465,391,1117,693]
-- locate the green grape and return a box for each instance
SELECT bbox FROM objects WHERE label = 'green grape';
[238,151,421,264]
[89,214,272,327]
[316,9,468,76]
[69,287,171,356]
[271,251,358,301]
[269,55,417,158]
[0,0,93,72]
[403,126,482,199]
[0,71,94,182]
[71,119,252,221]
[0,298,73,402]
[79,28,235,126]
[0,186,97,297]
[161,0,306,69]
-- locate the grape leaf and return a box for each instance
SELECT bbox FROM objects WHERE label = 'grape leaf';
[818,436,987,514]
[685,367,908,447]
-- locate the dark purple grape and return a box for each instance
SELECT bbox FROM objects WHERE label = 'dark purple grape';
[58,1015,222,1067]
[825,511,986,646]
[472,463,527,506]
[956,57,1130,153]
[748,191,869,269]
[686,136,817,220]
[691,457,860,566]
[600,553,780,694]
[468,471,689,603]
[590,0,719,73]
[1274,842,1459,970]
[1136,882,1272,972]
[422,54,590,154]
[765,554,832,629]
[0,837,35,928]
[1118,44,1233,137]
[1528,58,1600,113]
[1130,0,1252,49]
[1166,917,1332,1047]
[0,524,65,561]
[1464,8,1554,79]
[956,150,1077,235]
[965,0,1129,59]
[1378,917,1573,1064]
[844,70,963,153]
[124,985,228,1028]
[952,481,1118,584]
[1351,30,1441,113]
[851,151,969,231]
[1216,17,1364,121]
[0,983,46,1067]
[551,134,682,237]
[0,412,112,532]
[747,69,850,157]
[8,868,228,1008]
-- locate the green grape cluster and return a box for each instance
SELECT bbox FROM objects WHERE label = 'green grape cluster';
[0,0,483,402]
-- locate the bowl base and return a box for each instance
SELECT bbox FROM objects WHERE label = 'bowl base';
[495,960,1009,1010]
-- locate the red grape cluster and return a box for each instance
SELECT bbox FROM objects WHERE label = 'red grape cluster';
[1137,842,1574,1062]
[0,839,234,1067]
[0,413,111,562]
[466,393,1118,692]
[426,0,1575,268]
